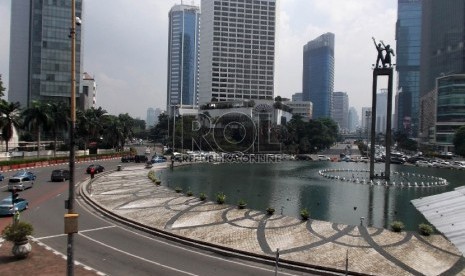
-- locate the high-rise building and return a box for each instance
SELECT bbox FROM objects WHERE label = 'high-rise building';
[395,0,422,137]
[9,0,83,108]
[420,0,465,98]
[146,107,163,129]
[419,0,465,142]
[332,92,349,133]
[376,89,388,134]
[167,4,200,116]
[198,0,276,105]
[80,72,96,110]
[302,33,335,120]
[348,107,359,133]
[361,107,372,139]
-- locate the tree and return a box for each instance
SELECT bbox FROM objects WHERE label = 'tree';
[0,101,22,152]
[46,101,69,157]
[22,101,50,157]
[0,74,5,98]
[453,126,465,157]
[76,107,107,150]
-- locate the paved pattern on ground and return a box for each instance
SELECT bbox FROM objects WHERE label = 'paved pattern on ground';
[85,166,465,276]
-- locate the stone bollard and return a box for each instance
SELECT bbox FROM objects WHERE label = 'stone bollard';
[117,165,122,171]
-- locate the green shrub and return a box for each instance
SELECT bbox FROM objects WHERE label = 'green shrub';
[237,199,247,209]
[216,192,226,204]
[419,223,434,236]
[391,221,405,232]
[300,208,310,220]
[186,190,193,196]
[175,187,182,193]
[1,221,34,243]
[266,207,275,215]
[199,193,207,201]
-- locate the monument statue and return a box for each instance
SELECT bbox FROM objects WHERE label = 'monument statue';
[372,37,395,68]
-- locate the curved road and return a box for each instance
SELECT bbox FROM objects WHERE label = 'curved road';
[1,159,319,275]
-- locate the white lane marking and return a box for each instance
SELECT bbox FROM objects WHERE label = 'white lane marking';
[36,226,116,240]
[80,226,116,233]
[77,199,300,276]
[80,233,199,276]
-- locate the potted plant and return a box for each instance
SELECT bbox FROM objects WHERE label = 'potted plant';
[300,208,310,220]
[216,192,226,204]
[266,207,275,215]
[390,221,405,232]
[175,187,182,193]
[1,221,34,258]
[237,199,247,209]
[186,190,193,196]
[419,223,434,236]
[199,192,207,201]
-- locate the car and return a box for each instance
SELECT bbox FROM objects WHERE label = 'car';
[8,176,34,191]
[151,156,167,163]
[134,155,148,163]
[86,164,105,174]
[0,197,29,216]
[318,155,331,161]
[121,155,135,163]
[12,170,36,180]
[51,169,70,182]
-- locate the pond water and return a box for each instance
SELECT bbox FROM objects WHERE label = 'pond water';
[158,161,465,230]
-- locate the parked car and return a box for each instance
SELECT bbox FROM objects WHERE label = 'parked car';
[51,169,70,182]
[0,197,29,216]
[151,156,167,163]
[12,170,36,180]
[8,176,34,191]
[86,164,105,174]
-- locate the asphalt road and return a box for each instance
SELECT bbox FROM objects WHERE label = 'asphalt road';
[0,158,319,276]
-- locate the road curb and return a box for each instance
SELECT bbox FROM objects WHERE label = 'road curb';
[79,169,370,276]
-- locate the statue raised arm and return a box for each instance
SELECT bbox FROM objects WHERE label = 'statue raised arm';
[372,37,384,68]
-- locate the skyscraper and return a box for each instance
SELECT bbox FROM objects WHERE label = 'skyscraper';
[167,4,200,115]
[419,0,465,141]
[348,107,359,133]
[332,92,349,132]
[302,33,335,119]
[9,0,83,108]
[420,0,465,97]
[395,0,422,137]
[198,0,276,105]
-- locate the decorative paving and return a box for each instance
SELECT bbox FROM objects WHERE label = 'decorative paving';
[84,166,465,276]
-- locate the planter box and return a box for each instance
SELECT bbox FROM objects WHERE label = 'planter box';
[42,161,49,166]
[2,165,10,171]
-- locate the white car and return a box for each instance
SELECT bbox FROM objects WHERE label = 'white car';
[318,155,331,161]
[415,160,430,167]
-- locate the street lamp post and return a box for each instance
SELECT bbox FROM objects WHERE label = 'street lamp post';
[66,1,79,275]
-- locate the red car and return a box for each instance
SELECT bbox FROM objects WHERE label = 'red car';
[86,164,104,174]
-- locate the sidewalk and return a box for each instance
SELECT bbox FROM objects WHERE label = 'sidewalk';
[83,165,465,276]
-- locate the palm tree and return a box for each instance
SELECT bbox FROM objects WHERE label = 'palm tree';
[46,101,69,157]
[0,101,22,152]
[76,107,107,151]
[22,101,50,157]
[117,113,134,150]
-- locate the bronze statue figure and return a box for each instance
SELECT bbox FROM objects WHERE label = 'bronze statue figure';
[372,37,384,68]
[381,41,395,68]
[372,37,395,68]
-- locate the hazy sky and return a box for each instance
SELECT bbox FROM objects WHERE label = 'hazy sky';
[0,0,396,120]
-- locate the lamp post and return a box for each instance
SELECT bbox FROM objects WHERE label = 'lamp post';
[66,1,79,275]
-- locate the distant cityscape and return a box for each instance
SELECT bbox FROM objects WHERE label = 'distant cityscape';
[4,0,465,153]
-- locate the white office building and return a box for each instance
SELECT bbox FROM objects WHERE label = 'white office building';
[198,0,276,105]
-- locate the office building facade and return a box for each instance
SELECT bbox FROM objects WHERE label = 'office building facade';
[167,4,200,115]
[80,72,96,110]
[198,0,276,105]
[348,107,359,133]
[332,92,349,132]
[419,0,465,142]
[395,0,422,137]
[302,33,335,119]
[9,0,83,108]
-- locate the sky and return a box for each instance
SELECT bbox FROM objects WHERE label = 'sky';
[0,0,397,120]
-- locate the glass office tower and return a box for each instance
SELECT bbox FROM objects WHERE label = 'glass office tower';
[395,0,422,137]
[302,33,335,120]
[167,4,200,115]
[9,0,83,108]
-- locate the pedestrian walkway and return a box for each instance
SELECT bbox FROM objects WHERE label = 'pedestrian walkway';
[82,165,465,276]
